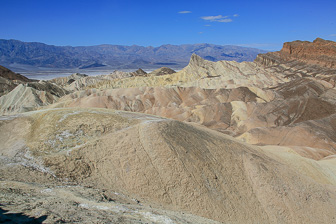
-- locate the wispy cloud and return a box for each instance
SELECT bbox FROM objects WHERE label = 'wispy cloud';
[330,34,336,37]
[233,14,239,17]
[200,15,232,23]
[204,24,211,27]
[178,11,192,14]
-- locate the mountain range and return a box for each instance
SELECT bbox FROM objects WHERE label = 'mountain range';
[0,39,266,71]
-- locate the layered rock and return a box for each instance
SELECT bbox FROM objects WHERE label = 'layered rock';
[256,38,336,72]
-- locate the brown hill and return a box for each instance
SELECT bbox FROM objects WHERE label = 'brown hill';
[0,65,30,82]
[0,65,32,96]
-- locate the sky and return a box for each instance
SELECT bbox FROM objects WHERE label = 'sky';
[1,0,336,50]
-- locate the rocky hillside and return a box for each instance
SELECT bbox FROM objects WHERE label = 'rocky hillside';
[0,39,266,70]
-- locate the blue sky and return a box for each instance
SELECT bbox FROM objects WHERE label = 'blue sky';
[1,0,336,50]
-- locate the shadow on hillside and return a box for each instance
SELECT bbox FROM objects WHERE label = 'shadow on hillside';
[0,207,47,223]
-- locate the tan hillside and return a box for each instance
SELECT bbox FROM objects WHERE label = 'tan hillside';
[1,108,336,223]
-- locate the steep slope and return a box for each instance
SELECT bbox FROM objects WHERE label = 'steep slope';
[1,108,336,223]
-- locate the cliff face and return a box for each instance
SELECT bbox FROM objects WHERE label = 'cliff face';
[281,38,336,68]
[256,38,336,68]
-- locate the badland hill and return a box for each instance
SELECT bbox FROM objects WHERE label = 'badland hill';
[1,38,336,223]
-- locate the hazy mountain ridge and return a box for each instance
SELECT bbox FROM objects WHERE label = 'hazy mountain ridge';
[0,39,266,70]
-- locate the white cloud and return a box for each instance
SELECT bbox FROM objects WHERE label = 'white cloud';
[179,11,192,14]
[218,18,232,23]
[233,14,239,17]
[200,15,232,23]
[330,34,336,37]
[204,24,211,27]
